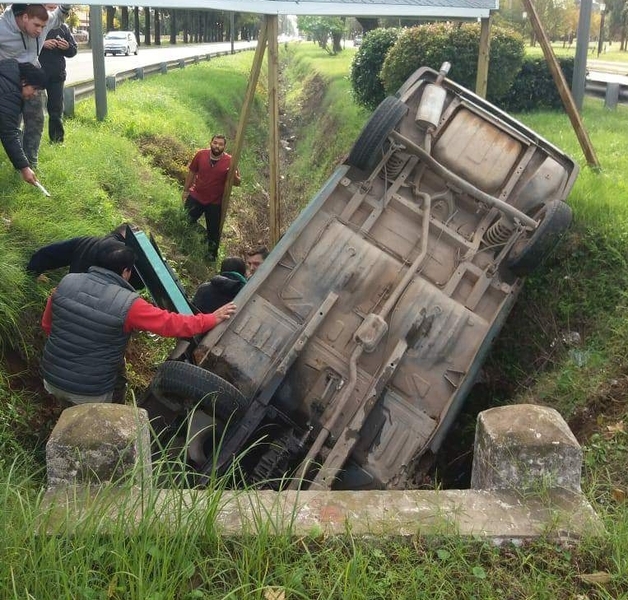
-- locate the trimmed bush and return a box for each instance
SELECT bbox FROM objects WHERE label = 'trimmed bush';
[380,23,524,102]
[350,27,401,110]
[496,56,574,112]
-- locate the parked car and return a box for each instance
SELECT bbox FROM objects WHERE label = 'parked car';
[139,63,579,491]
[104,30,138,56]
[354,35,363,46]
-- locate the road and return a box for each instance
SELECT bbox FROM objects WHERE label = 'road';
[66,40,256,84]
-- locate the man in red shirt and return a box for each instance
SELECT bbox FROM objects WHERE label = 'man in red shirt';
[182,134,241,260]
[41,246,236,406]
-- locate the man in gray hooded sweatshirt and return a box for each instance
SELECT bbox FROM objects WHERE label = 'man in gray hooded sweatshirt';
[0,4,71,168]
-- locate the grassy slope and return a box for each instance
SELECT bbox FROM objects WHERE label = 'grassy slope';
[1,42,628,597]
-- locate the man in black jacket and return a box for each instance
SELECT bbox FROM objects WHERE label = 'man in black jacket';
[0,58,47,186]
[192,257,247,314]
[39,10,77,143]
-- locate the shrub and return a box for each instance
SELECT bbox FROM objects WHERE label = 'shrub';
[380,23,525,102]
[496,56,574,112]
[350,27,401,110]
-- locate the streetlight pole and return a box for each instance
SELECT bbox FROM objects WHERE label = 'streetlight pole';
[597,3,606,57]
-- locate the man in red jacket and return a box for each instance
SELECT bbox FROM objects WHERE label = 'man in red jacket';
[41,246,236,406]
[182,134,241,261]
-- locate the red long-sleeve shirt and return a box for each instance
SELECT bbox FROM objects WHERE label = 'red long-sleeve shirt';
[42,295,217,337]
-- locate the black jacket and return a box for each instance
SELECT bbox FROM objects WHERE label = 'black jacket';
[0,58,28,170]
[192,272,246,314]
[39,24,77,82]
[26,229,144,290]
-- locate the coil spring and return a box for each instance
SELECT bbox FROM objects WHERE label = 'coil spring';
[484,218,514,246]
[381,153,407,180]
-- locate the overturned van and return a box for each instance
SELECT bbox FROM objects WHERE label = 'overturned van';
[140,64,579,490]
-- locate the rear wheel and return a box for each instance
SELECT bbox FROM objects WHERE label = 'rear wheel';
[125,46,130,56]
[505,200,573,276]
[346,96,408,171]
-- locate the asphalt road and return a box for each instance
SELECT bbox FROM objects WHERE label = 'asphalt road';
[65,40,256,85]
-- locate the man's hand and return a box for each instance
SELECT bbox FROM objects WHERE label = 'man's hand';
[56,39,70,50]
[213,302,237,323]
[43,39,57,49]
[20,166,38,186]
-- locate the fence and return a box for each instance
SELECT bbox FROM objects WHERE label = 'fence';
[63,49,244,117]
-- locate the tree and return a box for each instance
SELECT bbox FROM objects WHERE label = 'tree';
[297,16,345,53]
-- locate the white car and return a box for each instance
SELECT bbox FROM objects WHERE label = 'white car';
[103,31,138,56]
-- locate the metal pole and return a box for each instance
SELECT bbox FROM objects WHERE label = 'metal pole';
[90,5,107,121]
[572,0,592,111]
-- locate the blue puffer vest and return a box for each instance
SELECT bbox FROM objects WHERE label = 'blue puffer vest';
[41,267,139,395]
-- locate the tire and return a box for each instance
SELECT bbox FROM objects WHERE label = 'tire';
[151,361,248,421]
[134,48,139,55]
[505,200,573,277]
[346,96,408,171]
[125,46,130,56]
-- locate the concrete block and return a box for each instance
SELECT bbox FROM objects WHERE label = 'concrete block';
[471,404,582,492]
[46,404,151,488]
[605,82,620,109]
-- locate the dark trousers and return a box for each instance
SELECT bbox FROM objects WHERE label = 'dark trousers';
[185,196,221,256]
[46,79,65,143]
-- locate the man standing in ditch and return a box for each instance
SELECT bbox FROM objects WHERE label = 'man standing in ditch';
[40,246,236,406]
[182,134,241,261]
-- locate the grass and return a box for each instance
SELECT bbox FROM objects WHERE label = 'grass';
[1,40,628,597]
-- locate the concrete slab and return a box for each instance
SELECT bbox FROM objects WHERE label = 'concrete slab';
[40,486,604,544]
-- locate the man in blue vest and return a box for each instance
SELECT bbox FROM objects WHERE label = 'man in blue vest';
[41,246,236,406]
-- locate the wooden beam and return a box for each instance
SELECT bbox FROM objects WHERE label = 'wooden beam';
[520,0,600,169]
[475,14,492,98]
[267,15,281,248]
[219,20,269,240]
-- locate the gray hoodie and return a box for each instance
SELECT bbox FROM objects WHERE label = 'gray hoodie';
[0,6,70,66]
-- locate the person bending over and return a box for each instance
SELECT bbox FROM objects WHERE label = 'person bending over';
[41,246,236,406]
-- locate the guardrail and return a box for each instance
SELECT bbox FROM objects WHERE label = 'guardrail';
[63,49,244,116]
[585,78,628,106]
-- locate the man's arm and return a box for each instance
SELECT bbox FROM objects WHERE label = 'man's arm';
[41,293,54,335]
[181,168,196,201]
[124,297,236,336]
[26,237,83,275]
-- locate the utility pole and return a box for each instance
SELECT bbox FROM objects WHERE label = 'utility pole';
[572,0,592,111]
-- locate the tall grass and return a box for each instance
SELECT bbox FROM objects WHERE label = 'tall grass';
[1,41,628,598]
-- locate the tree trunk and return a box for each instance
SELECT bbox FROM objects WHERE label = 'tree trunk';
[170,9,177,45]
[144,6,151,45]
[154,9,161,45]
[133,7,140,45]
[121,6,128,30]
[106,6,115,32]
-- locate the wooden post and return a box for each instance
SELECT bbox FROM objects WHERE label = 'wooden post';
[219,21,269,241]
[475,14,492,98]
[520,0,600,169]
[267,15,281,247]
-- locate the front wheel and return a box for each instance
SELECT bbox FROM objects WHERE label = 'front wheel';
[150,361,248,421]
[505,200,573,277]
[125,46,130,56]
